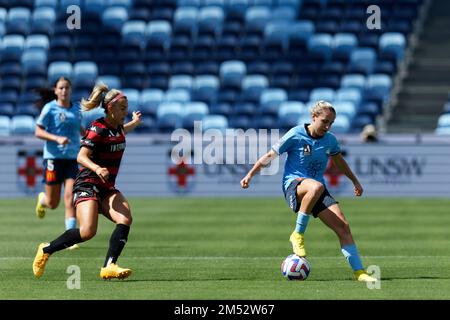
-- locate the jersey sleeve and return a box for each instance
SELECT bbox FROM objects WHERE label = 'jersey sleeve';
[272,127,298,155]
[329,134,341,156]
[36,104,52,128]
[80,125,102,149]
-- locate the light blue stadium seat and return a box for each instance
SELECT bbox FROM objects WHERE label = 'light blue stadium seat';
[307,33,333,61]
[263,21,290,57]
[182,101,209,130]
[245,6,271,34]
[278,101,306,118]
[309,88,335,102]
[121,20,147,46]
[21,48,47,76]
[47,61,72,84]
[0,115,10,136]
[241,74,268,103]
[348,47,377,75]
[6,7,31,35]
[145,20,172,48]
[278,101,306,129]
[0,35,25,62]
[332,101,357,119]
[201,114,228,132]
[254,0,273,6]
[333,33,358,61]
[220,60,246,89]
[340,74,366,90]
[169,75,194,91]
[437,114,450,128]
[121,88,140,112]
[96,75,121,89]
[139,89,164,116]
[107,0,133,9]
[0,8,6,23]
[81,108,106,128]
[73,61,98,89]
[35,0,58,8]
[192,75,219,104]
[259,88,287,115]
[156,101,183,132]
[102,6,128,32]
[11,115,35,135]
[164,88,191,103]
[335,88,362,107]
[330,114,350,133]
[173,7,198,37]
[178,0,201,7]
[198,6,224,37]
[25,35,49,51]
[31,7,56,36]
[379,32,406,62]
[364,74,392,105]
[271,6,296,22]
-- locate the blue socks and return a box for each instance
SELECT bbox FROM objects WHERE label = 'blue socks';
[65,217,77,230]
[341,243,364,271]
[295,212,310,234]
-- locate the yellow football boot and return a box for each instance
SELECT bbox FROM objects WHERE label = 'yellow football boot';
[100,263,132,280]
[35,192,46,219]
[289,231,306,257]
[66,244,80,250]
[354,270,378,282]
[33,242,50,278]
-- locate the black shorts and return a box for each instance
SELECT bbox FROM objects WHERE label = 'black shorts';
[72,182,119,207]
[283,178,338,218]
[42,159,79,185]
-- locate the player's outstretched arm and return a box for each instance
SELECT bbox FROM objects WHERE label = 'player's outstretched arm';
[240,149,278,189]
[124,111,142,134]
[331,153,363,196]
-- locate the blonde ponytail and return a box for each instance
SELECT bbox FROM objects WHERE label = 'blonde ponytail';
[81,83,109,111]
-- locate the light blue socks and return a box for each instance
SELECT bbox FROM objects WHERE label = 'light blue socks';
[295,212,310,234]
[65,217,77,230]
[341,243,364,271]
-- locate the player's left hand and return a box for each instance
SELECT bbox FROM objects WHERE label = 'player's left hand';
[132,111,142,125]
[354,182,363,197]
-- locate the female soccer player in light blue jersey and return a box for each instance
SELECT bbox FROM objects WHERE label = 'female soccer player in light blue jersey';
[34,77,83,248]
[241,101,377,282]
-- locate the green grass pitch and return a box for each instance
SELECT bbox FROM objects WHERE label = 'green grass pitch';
[1,197,450,300]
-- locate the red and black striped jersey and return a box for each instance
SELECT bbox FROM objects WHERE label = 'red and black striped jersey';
[76,118,126,188]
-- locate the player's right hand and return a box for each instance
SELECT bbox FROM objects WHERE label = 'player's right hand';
[56,136,69,145]
[96,167,110,183]
[240,176,251,189]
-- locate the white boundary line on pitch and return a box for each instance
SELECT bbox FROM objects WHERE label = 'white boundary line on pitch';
[1,256,449,260]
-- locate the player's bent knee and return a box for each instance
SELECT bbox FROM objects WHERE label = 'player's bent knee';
[79,227,97,241]
[118,215,132,226]
[310,182,324,196]
[47,200,60,209]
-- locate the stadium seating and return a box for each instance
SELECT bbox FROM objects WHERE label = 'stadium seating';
[0,0,424,134]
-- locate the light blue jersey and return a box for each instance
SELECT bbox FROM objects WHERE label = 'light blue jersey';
[272,124,341,191]
[36,100,82,159]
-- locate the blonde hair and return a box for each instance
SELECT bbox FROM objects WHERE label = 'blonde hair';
[80,83,122,112]
[310,100,336,117]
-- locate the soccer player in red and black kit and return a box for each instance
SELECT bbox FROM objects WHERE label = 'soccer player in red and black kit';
[32,83,142,280]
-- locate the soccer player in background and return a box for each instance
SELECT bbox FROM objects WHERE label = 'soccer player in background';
[240,101,377,282]
[32,83,142,280]
[34,77,83,249]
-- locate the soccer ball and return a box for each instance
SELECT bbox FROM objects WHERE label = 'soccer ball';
[281,254,311,280]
